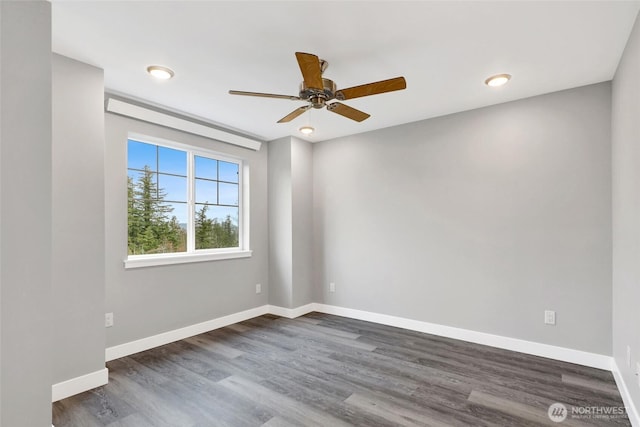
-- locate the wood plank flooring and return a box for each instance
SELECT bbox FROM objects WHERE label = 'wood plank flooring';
[52,313,630,426]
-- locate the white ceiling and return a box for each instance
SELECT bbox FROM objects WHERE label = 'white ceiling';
[52,1,640,143]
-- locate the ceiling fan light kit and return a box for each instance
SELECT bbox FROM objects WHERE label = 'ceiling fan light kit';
[299,126,315,135]
[229,52,407,125]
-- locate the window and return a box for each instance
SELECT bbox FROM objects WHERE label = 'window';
[126,136,249,267]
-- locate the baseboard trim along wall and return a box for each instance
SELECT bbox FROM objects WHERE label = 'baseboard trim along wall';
[104,302,612,369]
[612,360,640,427]
[105,305,270,361]
[103,304,309,363]
[60,302,624,410]
[267,303,316,319]
[312,304,612,371]
[52,367,108,402]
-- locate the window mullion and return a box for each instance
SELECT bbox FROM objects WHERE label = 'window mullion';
[238,161,244,250]
[187,151,195,253]
[215,159,219,205]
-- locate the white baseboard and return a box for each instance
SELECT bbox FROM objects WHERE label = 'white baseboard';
[59,302,636,418]
[267,303,315,319]
[310,304,612,370]
[104,301,612,370]
[612,359,640,426]
[53,303,622,407]
[52,367,108,402]
[105,305,269,361]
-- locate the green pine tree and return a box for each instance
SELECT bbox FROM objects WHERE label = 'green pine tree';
[128,166,186,254]
[195,204,215,249]
[129,170,237,254]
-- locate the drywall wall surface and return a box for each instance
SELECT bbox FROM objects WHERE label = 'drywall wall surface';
[268,137,293,308]
[105,112,269,347]
[314,82,612,355]
[267,136,314,309]
[0,2,53,425]
[612,9,640,416]
[52,54,106,384]
[291,137,314,308]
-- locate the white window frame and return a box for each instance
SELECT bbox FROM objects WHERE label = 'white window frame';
[124,133,251,269]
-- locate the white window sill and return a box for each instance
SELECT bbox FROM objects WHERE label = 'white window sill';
[124,250,252,269]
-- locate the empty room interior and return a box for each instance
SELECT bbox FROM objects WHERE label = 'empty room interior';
[2,1,640,426]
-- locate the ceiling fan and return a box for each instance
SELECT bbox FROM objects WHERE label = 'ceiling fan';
[229,52,407,123]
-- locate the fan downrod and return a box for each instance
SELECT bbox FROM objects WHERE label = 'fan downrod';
[319,59,328,74]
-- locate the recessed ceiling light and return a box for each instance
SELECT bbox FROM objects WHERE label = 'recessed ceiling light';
[147,65,174,80]
[485,73,511,87]
[299,126,314,135]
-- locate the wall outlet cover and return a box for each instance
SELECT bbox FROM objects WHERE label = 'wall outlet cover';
[329,282,336,293]
[544,310,556,325]
[255,283,262,294]
[105,312,114,328]
[627,345,631,368]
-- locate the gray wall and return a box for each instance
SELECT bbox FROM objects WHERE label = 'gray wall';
[612,10,640,414]
[291,137,314,308]
[0,2,53,426]
[267,136,314,309]
[105,113,269,347]
[268,137,293,308]
[52,54,106,384]
[313,83,612,355]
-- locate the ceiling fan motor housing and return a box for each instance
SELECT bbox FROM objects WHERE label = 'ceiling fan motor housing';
[299,78,336,108]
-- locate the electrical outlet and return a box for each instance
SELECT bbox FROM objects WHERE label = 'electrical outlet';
[329,282,336,293]
[637,362,640,388]
[105,312,114,328]
[627,345,632,368]
[255,283,261,294]
[544,310,556,325]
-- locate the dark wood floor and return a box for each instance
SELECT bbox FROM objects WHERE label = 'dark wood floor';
[53,313,630,426]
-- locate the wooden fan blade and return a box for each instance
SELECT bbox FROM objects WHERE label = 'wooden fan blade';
[295,52,323,90]
[336,77,406,100]
[327,102,370,122]
[277,105,311,123]
[229,90,301,101]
